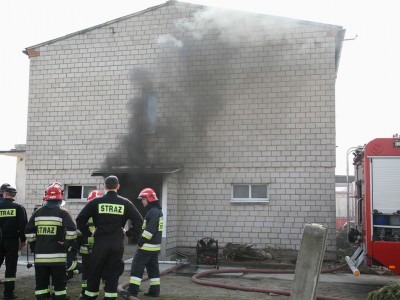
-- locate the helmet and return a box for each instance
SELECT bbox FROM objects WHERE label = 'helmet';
[87,190,103,202]
[0,183,10,193]
[43,182,64,201]
[138,188,158,202]
[4,186,17,194]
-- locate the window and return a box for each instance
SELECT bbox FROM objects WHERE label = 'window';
[231,184,269,203]
[66,185,97,201]
[144,91,157,134]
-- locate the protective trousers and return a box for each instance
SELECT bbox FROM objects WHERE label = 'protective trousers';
[81,252,90,295]
[84,233,124,300]
[0,238,19,298]
[127,250,160,296]
[34,265,67,300]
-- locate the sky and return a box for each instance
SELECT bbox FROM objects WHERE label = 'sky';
[1,0,399,187]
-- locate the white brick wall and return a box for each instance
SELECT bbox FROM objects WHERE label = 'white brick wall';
[25,2,341,254]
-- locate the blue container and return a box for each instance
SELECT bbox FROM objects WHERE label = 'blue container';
[373,215,389,225]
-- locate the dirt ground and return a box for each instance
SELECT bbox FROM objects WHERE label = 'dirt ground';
[1,233,399,300]
[1,261,398,300]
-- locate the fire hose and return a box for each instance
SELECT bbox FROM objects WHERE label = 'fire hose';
[118,261,350,300]
[117,261,187,300]
[191,263,350,300]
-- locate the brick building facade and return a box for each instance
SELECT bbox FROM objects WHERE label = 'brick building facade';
[23,1,344,256]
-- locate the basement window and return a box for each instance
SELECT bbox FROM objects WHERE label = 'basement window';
[231,184,269,203]
[144,91,157,134]
[65,185,97,202]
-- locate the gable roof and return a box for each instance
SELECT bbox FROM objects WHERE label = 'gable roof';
[23,0,344,53]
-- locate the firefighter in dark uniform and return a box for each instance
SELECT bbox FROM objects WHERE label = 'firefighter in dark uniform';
[119,188,163,298]
[0,186,28,299]
[77,189,102,298]
[25,182,77,300]
[76,175,143,300]
[0,183,11,200]
[0,182,11,269]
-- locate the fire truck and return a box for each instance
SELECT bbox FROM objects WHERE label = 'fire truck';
[346,137,400,276]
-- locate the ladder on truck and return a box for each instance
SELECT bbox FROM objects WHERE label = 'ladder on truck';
[345,245,366,276]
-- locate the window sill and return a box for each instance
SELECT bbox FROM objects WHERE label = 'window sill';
[65,199,87,203]
[230,200,270,204]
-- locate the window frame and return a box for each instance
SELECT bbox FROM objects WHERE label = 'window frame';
[144,91,157,134]
[65,185,97,202]
[231,184,269,203]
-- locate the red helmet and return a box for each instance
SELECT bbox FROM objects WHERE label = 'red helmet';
[87,190,103,202]
[138,188,158,202]
[43,182,64,201]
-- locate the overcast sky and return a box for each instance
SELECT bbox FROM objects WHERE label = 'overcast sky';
[1,0,399,187]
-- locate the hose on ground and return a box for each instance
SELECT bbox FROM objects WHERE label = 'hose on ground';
[118,263,186,300]
[191,263,350,300]
[118,261,349,300]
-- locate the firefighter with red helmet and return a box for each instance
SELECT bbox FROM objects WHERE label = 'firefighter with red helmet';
[25,182,77,300]
[119,188,163,298]
[0,186,27,299]
[76,175,143,300]
[77,190,102,298]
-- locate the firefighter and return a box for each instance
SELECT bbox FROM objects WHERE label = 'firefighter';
[0,183,11,283]
[77,189,102,298]
[0,183,10,199]
[0,186,28,299]
[76,175,143,300]
[35,192,81,297]
[25,182,77,300]
[119,188,163,298]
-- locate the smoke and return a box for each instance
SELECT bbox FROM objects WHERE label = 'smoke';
[103,69,150,169]
[174,7,295,44]
[104,4,304,169]
[157,34,183,48]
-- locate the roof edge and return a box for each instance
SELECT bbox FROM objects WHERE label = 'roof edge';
[24,0,343,54]
[92,164,183,176]
[24,1,171,53]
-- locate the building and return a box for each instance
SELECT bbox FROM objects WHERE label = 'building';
[335,175,355,229]
[22,1,344,257]
[0,145,26,204]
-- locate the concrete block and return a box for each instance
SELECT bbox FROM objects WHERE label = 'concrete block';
[290,223,327,300]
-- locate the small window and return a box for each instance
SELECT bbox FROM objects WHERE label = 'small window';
[144,91,157,134]
[231,184,269,203]
[66,185,97,201]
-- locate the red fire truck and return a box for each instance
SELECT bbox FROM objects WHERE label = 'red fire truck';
[346,137,400,276]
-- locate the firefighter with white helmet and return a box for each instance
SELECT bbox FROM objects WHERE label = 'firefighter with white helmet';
[25,182,77,300]
[0,186,27,299]
[78,189,103,298]
[76,175,143,300]
[120,188,163,298]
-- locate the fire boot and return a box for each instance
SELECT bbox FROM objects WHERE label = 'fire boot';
[3,294,17,300]
[36,295,50,300]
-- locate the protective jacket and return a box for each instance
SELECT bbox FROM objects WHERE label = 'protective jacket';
[0,197,27,241]
[76,191,143,238]
[25,205,77,266]
[137,204,163,252]
[77,217,95,255]
[0,197,27,298]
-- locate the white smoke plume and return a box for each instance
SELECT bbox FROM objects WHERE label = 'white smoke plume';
[157,34,184,48]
